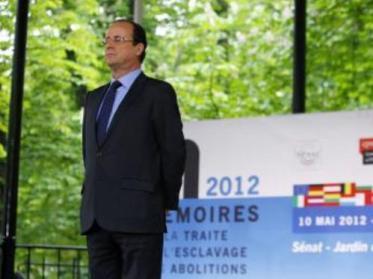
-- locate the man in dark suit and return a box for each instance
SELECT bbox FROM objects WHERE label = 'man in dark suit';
[80,19,185,279]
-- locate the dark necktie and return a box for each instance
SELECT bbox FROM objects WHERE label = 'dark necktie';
[96,80,122,146]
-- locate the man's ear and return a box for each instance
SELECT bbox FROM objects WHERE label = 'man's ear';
[136,43,145,57]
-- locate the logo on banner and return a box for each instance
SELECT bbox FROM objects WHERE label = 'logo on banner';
[292,182,373,233]
[294,140,321,167]
[360,138,373,165]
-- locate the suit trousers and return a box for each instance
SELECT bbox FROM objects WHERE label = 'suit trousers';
[86,223,163,279]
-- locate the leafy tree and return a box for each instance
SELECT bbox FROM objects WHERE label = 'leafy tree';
[143,0,294,120]
[307,0,373,111]
[1,0,107,245]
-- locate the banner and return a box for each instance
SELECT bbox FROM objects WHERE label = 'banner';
[162,110,373,279]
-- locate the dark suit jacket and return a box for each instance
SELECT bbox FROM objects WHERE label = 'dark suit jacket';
[80,73,185,234]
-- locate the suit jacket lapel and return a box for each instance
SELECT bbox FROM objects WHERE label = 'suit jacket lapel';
[86,83,110,150]
[102,73,147,146]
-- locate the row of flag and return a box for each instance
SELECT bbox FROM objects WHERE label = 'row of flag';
[294,183,373,207]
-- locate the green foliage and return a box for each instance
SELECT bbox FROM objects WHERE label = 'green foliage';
[19,0,106,244]
[307,0,373,111]
[1,0,106,245]
[143,0,294,120]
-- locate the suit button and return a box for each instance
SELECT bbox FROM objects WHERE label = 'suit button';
[96,152,102,157]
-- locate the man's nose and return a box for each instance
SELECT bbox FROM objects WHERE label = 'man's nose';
[105,42,114,50]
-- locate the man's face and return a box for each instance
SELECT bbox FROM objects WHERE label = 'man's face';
[104,22,141,69]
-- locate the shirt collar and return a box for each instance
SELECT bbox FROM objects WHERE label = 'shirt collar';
[111,68,142,89]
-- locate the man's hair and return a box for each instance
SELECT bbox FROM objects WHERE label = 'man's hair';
[112,19,147,63]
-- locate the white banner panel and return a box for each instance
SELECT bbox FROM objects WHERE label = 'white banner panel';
[183,110,372,198]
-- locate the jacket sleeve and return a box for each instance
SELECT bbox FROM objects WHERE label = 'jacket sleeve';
[152,83,186,210]
[81,93,89,195]
[82,93,88,170]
